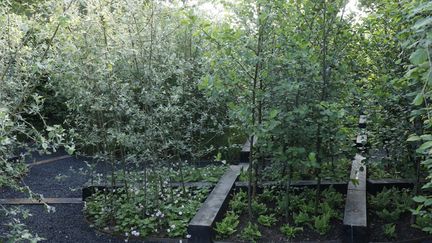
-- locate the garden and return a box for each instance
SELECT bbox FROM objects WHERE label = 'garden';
[1,0,432,242]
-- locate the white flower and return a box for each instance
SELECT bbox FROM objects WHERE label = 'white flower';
[178,211,183,215]
[131,230,140,237]
[46,205,56,213]
[171,224,176,229]
[167,229,171,233]
[186,234,191,239]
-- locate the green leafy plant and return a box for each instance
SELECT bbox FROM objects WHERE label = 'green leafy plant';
[314,212,331,235]
[257,214,277,227]
[280,224,303,239]
[214,211,239,239]
[251,200,267,216]
[383,223,396,239]
[240,222,261,243]
[229,190,247,214]
[293,211,311,226]
[370,187,412,222]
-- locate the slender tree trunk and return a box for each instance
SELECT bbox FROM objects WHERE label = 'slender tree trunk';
[315,0,329,214]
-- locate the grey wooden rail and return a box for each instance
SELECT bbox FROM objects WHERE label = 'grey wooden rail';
[187,163,249,243]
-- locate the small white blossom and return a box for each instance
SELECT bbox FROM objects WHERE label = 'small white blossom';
[171,224,176,229]
[131,230,140,237]
[186,234,191,239]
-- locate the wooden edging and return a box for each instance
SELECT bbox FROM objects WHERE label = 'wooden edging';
[82,181,215,201]
[28,155,72,167]
[0,197,82,205]
[240,137,256,163]
[342,115,368,243]
[187,163,249,243]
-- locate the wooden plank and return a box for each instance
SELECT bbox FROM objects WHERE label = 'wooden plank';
[240,137,257,163]
[343,189,367,227]
[28,155,71,166]
[235,180,346,187]
[356,134,367,146]
[0,197,83,205]
[343,115,369,242]
[188,163,249,243]
[241,136,257,152]
[359,115,367,128]
[348,154,367,191]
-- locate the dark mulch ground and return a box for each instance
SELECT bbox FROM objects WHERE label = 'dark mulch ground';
[0,152,140,243]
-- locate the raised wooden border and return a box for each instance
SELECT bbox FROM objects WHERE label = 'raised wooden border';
[343,116,368,243]
[240,137,256,163]
[187,163,249,243]
[0,197,82,205]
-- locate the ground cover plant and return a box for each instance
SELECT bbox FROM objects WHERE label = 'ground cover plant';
[1,0,432,242]
[85,185,210,239]
[368,187,431,241]
[215,187,345,242]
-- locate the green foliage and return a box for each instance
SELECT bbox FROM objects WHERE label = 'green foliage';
[85,184,209,238]
[293,211,311,226]
[313,212,332,235]
[280,224,303,239]
[383,223,396,239]
[214,211,239,239]
[257,214,277,227]
[229,190,247,214]
[370,187,412,222]
[251,200,267,216]
[240,222,261,243]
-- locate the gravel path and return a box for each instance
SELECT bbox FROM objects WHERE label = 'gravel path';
[0,152,139,243]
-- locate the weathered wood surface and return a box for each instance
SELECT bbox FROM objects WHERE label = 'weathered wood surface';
[0,197,83,205]
[28,155,72,166]
[343,116,368,242]
[348,154,367,191]
[359,115,367,128]
[356,134,367,146]
[240,137,257,163]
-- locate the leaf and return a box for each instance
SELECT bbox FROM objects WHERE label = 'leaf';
[308,152,316,163]
[420,134,432,141]
[413,17,432,30]
[269,109,279,119]
[407,135,421,142]
[409,48,428,65]
[418,141,432,152]
[350,178,359,186]
[413,93,424,106]
[416,141,432,153]
[413,196,427,203]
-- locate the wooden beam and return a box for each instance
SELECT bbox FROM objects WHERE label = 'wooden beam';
[188,163,249,243]
[28,155,71,166]
[0,197,83,205]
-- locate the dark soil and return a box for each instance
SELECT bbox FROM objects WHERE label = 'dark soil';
[368,213,431,242]
[0,152,138,243]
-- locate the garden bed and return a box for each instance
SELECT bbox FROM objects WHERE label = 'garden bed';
[83,163,229,241]
[214,187,345,242]
[368,187,432,242]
